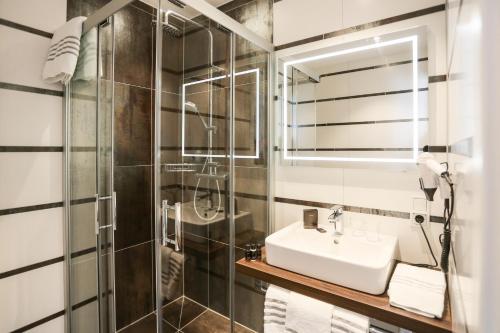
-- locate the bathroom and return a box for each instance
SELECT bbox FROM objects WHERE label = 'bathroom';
[0,0,498,332]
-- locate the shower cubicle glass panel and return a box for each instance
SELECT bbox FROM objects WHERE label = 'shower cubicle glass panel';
[155,2,271,332]
[68,17,116,333]
[66,1,270,332]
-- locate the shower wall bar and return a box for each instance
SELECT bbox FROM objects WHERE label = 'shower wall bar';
[82,0,273,53]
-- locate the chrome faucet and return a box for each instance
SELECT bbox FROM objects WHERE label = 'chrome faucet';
[328,205,344,236]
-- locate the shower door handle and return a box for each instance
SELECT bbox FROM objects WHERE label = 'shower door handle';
[162,200,182,251]
[94,193,117,235]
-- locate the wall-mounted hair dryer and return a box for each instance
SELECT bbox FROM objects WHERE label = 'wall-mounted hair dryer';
[417,152,450,201]
[416,152,454,273]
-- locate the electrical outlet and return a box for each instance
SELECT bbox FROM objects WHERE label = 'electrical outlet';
[410,212,429,225]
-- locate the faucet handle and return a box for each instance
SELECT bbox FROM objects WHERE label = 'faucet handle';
[329,205,343,217]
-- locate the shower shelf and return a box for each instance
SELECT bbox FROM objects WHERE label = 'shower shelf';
[163,163,198,172]
[236,248,452,333]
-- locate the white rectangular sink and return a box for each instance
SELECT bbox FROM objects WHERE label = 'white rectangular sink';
[265,222,398,295]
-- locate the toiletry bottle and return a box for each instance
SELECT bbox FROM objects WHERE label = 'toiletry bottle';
[244,244,252,261]
[250,243,257,261]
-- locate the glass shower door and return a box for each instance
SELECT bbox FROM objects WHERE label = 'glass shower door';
[155,5,235,332]
[67,17,116,333]
[154,3,271,333]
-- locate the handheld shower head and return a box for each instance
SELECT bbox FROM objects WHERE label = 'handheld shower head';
[185,101,198,113]
[184,101,217,133]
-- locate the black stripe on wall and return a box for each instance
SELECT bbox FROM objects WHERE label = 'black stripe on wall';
[0,81,63,97]
[295,87,429,105]
[423,145,448,153]
[0,256,64,280]
[0,146,63,152]
[319,57,429,77]
[275,4,446,50]
[0,202,63,216]
[11,309,65,333]
[72,296,98,310]
[428,74,447,83]
[274,197,445,223]
[288,118,429,128]
[288,147,416,152]
[0,18,53,38]
[71,247,97,259]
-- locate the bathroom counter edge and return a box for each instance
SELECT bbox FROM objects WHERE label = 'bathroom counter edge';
[235,249,452,333]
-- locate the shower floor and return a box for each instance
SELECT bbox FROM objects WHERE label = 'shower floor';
[119,296,255,333]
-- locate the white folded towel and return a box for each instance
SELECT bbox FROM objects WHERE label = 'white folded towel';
[161,246,183,301]
[388,263,446,318]
[73,28,97,82]
[43,16,86,84]
[264,285,290,333]
[285,292,332,333]
[331,306,370,333]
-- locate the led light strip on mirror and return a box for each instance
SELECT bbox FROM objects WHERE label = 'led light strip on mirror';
[282,35,419,163]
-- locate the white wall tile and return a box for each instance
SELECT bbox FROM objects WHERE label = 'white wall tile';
[342,168,419,212]
[316,99,350,123]
[71,254,98,305]
[0,262,64,332]
[273,0,342,46]
[0,0,67,33]
[0,89,62,146]
[296,127,315,148]
[0,208,63,273]
[27,315,64,333]
[315,74,350,100]
[0,26,62,91]
[427,82,447,145]
[0,153,62,209]
[72,301,98,333]
[342,0,444,28]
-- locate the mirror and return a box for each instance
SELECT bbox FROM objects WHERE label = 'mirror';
[279,28,428,164]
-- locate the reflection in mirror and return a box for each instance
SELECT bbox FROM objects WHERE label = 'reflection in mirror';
[281,28,428,164]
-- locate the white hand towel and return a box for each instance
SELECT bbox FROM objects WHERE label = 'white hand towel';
[285,292,332,333]
[43,16,86,84]
[264,285,290,333]
[331,306,370,333]
[73,28,97,82]
[388,263,446,318]
[161,246,183,301]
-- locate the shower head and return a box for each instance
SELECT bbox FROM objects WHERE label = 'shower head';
[185,101,198,113]
[164,24,182,38]
[184,101,217,133]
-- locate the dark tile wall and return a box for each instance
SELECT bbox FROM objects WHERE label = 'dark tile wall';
[115,241,154,329]
[114,83,153,166]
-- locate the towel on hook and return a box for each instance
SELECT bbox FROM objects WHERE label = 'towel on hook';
[264,285,290,333]
[42,16,86,84]
[161,246,183,301]
[388,263,446,318]
[285,291,332,333]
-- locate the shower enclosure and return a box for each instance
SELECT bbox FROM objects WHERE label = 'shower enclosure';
[64,0,272,332]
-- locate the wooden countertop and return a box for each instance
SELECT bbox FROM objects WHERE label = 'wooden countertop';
[236,250,452,333]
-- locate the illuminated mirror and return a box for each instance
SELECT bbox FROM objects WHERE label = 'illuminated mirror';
[280,28,428,163]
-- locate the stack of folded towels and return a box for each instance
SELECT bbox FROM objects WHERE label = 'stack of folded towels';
[264,285,370,333]
[388,263,446,318]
